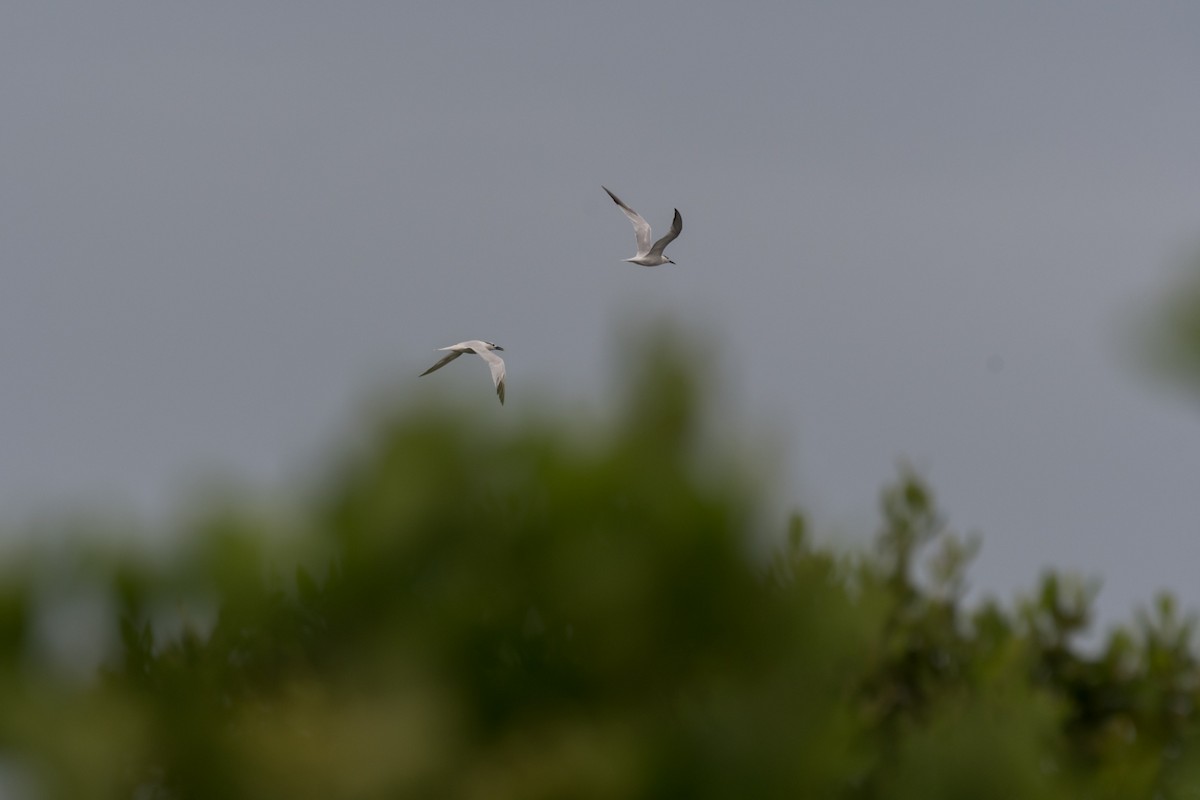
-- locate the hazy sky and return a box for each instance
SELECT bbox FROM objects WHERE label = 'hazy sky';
[3,2,1199,628]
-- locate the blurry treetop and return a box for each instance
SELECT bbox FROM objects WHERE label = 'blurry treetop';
[0,326,1198,799]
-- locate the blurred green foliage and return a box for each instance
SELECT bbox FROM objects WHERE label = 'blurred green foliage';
[1,333,1199,798]
[1139,253,1200,399]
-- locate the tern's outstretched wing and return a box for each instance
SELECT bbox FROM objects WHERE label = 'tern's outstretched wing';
[477,349,506,405]
[648,209,682,259]
[419,349,464,376]
[603,186,652,257]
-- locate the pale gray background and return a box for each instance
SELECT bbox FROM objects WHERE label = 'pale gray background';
[3,2,1199,628]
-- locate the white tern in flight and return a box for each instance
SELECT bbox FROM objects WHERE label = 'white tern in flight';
[420,340,506,405]
[602,186,682,267]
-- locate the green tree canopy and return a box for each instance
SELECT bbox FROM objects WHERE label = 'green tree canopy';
[0,331,1197,798]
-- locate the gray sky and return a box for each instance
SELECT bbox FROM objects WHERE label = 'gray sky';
[3,2,1200,628]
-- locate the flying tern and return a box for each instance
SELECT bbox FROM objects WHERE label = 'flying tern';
[419,340,506,405]
[602,186,682,267]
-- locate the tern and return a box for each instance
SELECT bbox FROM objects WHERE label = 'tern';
[603,186,682,266]
[419,340,506,405]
